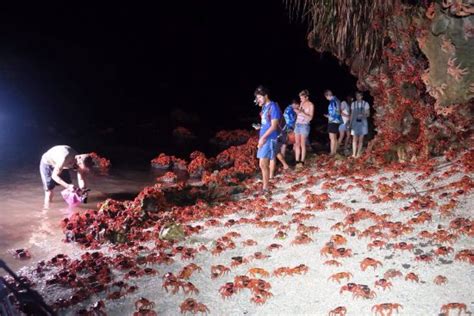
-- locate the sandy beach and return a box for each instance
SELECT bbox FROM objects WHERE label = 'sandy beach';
[8,153,472,316]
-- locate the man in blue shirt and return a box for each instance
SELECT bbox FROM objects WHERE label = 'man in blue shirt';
[254,86,282,196]
[324,90,342,156]
[283,100,297,131]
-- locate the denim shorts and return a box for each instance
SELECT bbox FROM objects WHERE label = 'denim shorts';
[257,138,278,160]
[39,161,72,191]
[351,120,368,136]
[339,123,348,133]
[294,123,310,137]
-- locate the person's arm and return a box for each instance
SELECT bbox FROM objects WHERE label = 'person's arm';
[364,102,370,118]
[77,171,87,189]
[305,102,314,121]
[348,103,355,127]
[51,162,74,189]
[297,104,314,120]
[259,118,279,142]
[341,103,350,120]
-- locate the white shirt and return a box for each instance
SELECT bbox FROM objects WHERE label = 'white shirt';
[340,101,350,124]
[41,145,78,169]
[351,100,370,120]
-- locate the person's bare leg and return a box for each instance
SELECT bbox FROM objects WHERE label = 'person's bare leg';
[44,190,53,208]
[345,131,351,148]
[269,159,276,179]
[329,133,333,155]
[276,153,289,170]
[281,144,287,157]
[330,133,338,155]
[294,134,302,162]
[352,136,358,158]
[338,130,344,146]
[357,135,365,158]
[259,158,270,190]
[301,135,307,162]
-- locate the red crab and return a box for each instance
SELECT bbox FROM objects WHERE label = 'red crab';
[440,303,468,316]
[179,298,209,314]
[219,282,238,299]
[374,278,393,291]
[393,242,414,252]
[360,258,382,271]
[434,275,448,285]
[328,306,347,316]
[405,272,419,283]
[211,265,230,279]
[266,243,283,251]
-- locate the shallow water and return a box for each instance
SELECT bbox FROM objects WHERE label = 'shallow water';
[0,165,160,272]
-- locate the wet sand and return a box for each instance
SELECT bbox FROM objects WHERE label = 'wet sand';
[0,166,157,271]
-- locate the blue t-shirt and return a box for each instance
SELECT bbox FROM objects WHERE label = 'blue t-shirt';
[283,105,297,131]
[260,101,282,140]
[328,97,342,124]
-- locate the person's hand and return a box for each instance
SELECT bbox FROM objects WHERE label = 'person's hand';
[252,123,261,130]
[67,184,76,191]
[257,137,266,148]
[324,114,329,118]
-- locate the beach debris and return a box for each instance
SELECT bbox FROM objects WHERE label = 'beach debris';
[9,248,31,260]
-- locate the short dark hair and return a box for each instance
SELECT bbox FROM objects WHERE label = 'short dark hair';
[83,155,94,169]
[254,85,269,97]
[355,91,363,97]
[324,89,333,96]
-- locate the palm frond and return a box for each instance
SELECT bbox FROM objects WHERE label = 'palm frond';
[284,0,396,75]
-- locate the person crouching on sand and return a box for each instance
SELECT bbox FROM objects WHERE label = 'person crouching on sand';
[40,145,94,208]
[254,86,282,196]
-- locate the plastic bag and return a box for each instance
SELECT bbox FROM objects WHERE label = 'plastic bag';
[61,188,89,207]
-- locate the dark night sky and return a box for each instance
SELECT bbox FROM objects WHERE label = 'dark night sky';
[0,1,357,164]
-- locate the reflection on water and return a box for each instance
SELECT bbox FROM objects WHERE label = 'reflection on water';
[0,166,158,272]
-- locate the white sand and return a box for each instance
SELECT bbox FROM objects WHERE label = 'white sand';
[20,157,474,315]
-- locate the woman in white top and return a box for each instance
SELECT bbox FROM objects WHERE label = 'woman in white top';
[293,90,314,168]
[338,95,353,151]
[348,92,370,158]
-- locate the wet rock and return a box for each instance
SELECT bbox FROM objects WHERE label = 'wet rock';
[159,223,185,241]
[439,258,453,265]
[414,248,424,255]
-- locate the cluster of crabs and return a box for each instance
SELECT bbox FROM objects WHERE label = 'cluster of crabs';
[5,145,473,314]
[151,136,259,185]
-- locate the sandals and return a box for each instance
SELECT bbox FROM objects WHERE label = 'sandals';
[295,161,305,169]
[254,188,272,199]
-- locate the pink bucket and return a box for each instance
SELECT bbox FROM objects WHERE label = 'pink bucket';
[61,188,82,207]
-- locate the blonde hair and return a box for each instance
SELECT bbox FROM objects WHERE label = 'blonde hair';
[299,89,310,97]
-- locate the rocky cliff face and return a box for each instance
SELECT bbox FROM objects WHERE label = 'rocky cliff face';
[297,0,473,162]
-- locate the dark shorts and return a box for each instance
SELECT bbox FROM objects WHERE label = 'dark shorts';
[328,123,340,134]
[277,130,288,145]
[39,161,72,191]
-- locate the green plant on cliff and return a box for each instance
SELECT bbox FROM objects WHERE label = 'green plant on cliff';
[285,0,473,162]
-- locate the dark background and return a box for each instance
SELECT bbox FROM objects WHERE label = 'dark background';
[0,1,359,167]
